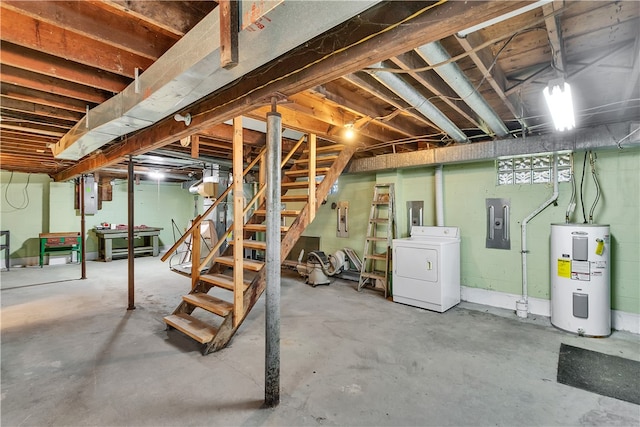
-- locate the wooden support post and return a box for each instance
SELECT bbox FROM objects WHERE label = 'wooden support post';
[127,156,135,310]
[307,133,316,223]
[259,153,266,207]
[80,176,87,279]
[219,0,239,69]
[191,216,201,290]
[232,116,244,327]
[191,135,200,159]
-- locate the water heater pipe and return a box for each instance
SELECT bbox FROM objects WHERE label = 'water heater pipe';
[518,154,558,318]
[435,165,444,226]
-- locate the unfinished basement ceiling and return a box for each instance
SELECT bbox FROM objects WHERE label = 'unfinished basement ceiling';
[0,1,638,181]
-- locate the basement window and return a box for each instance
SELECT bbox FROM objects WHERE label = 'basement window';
[497,153,571,186]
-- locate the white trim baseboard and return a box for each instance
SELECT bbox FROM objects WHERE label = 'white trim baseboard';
[461,285,639,334]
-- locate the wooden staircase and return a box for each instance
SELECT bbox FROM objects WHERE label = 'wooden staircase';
[161,131,355,354]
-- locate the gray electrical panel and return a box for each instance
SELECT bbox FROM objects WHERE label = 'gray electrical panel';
[83,176,98,215]
[486,198,510,249]
[406,201,424,234]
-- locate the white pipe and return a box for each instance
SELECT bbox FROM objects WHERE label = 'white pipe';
[518,154,558,318]
[435,165,444,226]
[415,42,509,137]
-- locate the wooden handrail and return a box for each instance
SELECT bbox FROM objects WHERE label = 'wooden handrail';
[161,146,267,262]
[197,223,232,272]
[282,135,306,167]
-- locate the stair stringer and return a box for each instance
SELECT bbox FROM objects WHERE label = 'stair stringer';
[203,144,356,354]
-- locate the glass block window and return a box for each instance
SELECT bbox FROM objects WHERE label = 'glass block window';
[497,152,572,185]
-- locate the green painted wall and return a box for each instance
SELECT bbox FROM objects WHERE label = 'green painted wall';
[0,172,196,264]
[0,171,51,264]
[304,147,639,315]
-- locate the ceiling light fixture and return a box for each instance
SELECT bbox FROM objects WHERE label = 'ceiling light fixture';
[174,113,191,126]
[344,121,355,139]
[148,169,165,180]
[543,79,575,132]
[457,0,552,37]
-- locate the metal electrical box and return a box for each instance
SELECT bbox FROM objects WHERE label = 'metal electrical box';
[83,176,98,215]
[406,201,424,235]
[485,198,510,249]
[336,201,349,237]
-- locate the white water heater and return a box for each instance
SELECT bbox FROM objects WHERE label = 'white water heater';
[550,224,611,337]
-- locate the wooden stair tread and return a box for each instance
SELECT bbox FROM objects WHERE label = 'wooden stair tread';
[216,256,264,271]
[303,144,344,154]
[284,167,330,177]
[228,240,267,250]
[164,313,218,344]
[282,181,319,189]
[294,155,339,164]
[281,195,309,202]
[253,209,300,217]
[183,293,233,316]
[244,224,289,233]
[200,273,251,290]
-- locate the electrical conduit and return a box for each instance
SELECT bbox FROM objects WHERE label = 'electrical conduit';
[518,154,558,318]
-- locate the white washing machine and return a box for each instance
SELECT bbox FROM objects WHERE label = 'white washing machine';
[392,226,461,312]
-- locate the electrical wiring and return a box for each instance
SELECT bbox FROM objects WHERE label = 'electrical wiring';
[579,151,588,224]
[588,152,601,223]
[2,171,31,211]
[192,0,449,122]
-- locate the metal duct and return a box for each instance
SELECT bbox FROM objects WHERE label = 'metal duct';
[415,42,510,138]
[52,1,380,160]
[369,64,468,143]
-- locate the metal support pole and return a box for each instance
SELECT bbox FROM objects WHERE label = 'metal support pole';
[264,100,281,408]
[127,156,136,311]
[80,176,87,279]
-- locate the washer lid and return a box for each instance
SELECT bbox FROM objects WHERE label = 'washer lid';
[410,226,460,239]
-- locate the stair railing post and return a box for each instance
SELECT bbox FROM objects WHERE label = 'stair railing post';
[307,133,316,223]
[232,116,244,326]
[265,100,282,408]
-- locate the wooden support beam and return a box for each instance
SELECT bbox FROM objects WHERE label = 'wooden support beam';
[389,54,481,129]
[232,116,244,327]
[0,6,153,78]
[456,32,528,130]
[219,0,239,69]
[543,1,566,76]
[0,96,84,122]
[1,83,90,113]
[1,65,110,104]
[307,133,316,223]
[53,1,533,181]
[190,135,200,159]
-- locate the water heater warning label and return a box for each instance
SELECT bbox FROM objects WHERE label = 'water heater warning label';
[571,260,591,281]
[557,259,571,278]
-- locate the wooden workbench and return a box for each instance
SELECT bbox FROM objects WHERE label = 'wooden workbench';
[93,227,163,262]
[39,232,82,267]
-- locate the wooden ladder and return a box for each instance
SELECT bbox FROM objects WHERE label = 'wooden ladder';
[161,128,355,355]
[358,183,397,298]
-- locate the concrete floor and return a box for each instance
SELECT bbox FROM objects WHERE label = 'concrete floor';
[1,257,639,426]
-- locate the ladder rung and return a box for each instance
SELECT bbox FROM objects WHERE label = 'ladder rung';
[200,273,251,290]
[216,256,264,272]
[303,144,344,154]
[227,239,267,250]
[183,293,233,317]
[244,224,289,233]
[284,167,330,178]
[366,237,388,242]
[372,201,390,205]
[370,218,389,223]
[253,209,301,217]
[360,271,386,281]
[364,254,387,261]
[164,313,218,344]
